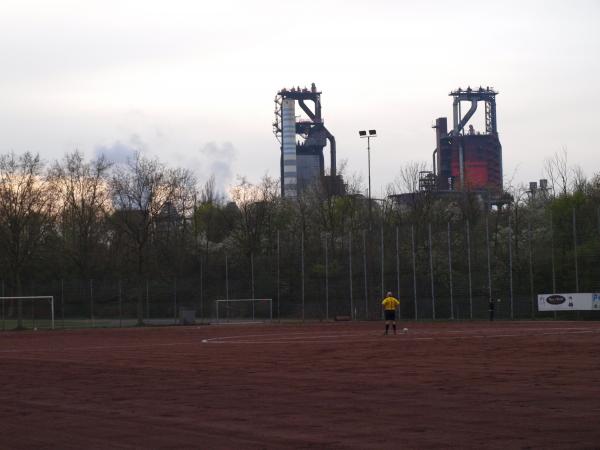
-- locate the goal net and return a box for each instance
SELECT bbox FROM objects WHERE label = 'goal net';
[0,296,55,330]
[215,299,273,323]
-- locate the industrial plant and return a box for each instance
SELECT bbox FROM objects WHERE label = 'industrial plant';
[273,83,344,198]
[428,87,503,197]
[403,86,507,206]
[274,84,507,205]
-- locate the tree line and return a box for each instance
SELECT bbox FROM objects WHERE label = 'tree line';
[1,149,598,326]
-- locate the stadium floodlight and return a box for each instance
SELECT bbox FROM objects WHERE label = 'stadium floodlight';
[359,129,378,220]
[215,298,273,324]
[0,296,55,330]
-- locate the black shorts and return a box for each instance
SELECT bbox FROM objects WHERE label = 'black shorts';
[384,310,396,321]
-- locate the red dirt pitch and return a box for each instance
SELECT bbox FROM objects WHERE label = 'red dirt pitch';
[1,321,600,449]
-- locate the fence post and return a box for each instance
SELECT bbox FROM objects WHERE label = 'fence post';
[428,223,435,320]
[225,255,229,301]
[573,206,579,292]
[2,280,5,331]
[146,279,149,320]
[199,259,204,322]
[251,252,255,300]
[324,234,329,321]
[396,226,400,319]
[550,211,557,292]
[90,279,94,328]
[411,225,418,320]
[485,214,492,313]
[447,222,454,320]
[61,279,64,328]
[380,225,384,317]
[277,230,280,322]
[50,297,55,330]
[550,210,557,319]
[32,292,36,330]
[466,220,473,319]
[363,229,368,319]
[251,252,255,320]
[173,278,177,325]
[528,222,535,319]
[119,279,122,328]
[508,214,514,319]
[301,231,305,322]
[349,231,353,319]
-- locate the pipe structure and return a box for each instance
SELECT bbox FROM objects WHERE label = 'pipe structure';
[299,99,336,177]
[453,97,459,132]
[458,141,465,188]
[274,84,339,194]
[298,99,317,121]
[325,130,337,177]
[453,100,478,135]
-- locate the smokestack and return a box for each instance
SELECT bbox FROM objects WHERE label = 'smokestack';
[434,118,447,176]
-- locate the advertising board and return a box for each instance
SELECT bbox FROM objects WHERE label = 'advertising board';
[537,293,599,311]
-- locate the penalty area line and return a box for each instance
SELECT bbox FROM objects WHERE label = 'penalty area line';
[203,329,600,344]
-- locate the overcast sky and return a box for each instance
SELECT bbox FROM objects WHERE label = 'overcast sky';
[1,0,598,196]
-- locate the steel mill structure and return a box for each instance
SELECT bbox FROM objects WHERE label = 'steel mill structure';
[273,83,344,198]
[431,86,503,195]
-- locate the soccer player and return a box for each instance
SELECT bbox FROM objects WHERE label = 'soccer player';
[381,291,400,335]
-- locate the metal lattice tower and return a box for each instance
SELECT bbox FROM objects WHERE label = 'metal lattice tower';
[273,83,339,198]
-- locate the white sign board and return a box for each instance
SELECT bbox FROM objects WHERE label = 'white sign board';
[594,294,600,311]
[537,293,599,311]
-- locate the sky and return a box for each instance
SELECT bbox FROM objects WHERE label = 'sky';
[1,0,599,197]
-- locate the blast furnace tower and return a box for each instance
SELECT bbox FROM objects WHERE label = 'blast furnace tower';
[433,87,503,193]
[273,83,343,198]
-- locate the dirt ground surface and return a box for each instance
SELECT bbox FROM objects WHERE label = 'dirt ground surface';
[1,321,599,449]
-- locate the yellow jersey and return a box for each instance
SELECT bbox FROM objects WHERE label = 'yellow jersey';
[381,296,400,311]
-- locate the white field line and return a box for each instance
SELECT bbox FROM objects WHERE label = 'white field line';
[446,327,590,333]
[212,321,267,325]
[1,328,598,354]
[200,326,598,342]
[0,341,202,354]
[203,329,600,345]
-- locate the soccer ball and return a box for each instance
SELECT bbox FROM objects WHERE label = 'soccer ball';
[402,327,408,333]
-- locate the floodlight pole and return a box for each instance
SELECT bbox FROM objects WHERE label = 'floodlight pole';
[366,135,372,222]
[359,130,377,224]
[367,137,372,205]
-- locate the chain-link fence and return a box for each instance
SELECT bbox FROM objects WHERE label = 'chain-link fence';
[2,206,599,330]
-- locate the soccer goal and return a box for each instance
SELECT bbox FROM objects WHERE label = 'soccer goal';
[215,299,273,324]
[0,296,55,330]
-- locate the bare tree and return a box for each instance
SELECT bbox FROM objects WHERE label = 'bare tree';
[194,174,228,255]
[0,152,57,328]
[156,166,198,274]
[49,151,112,278]
[544,148,569,197]
[200,174,222,205]
[230,175,279,256]
[394,161,428,194]
[110,152,193,324]
[571,164,587,194]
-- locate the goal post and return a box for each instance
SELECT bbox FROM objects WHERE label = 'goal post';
[0,296,55,330]
[215,298,273,324]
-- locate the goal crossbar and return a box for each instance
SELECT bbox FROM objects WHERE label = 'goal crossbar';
[215,298,273,323]
[0,296,55,330]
